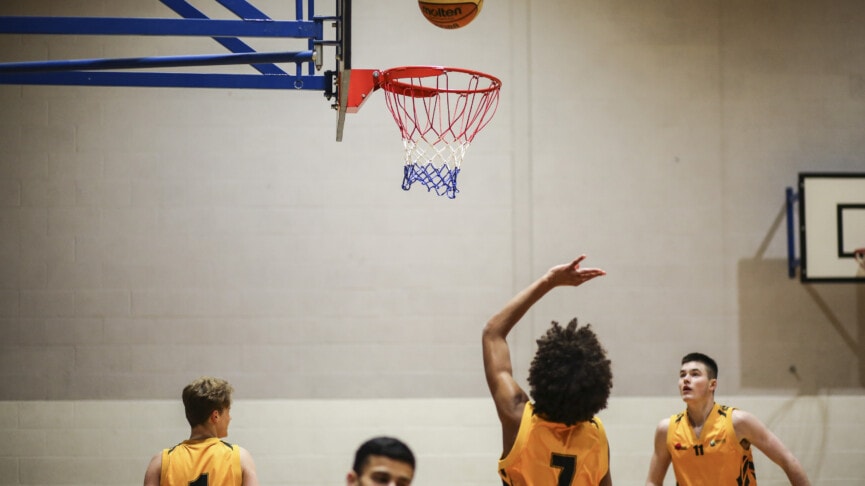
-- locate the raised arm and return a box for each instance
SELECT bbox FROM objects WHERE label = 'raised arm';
[733,410,810,486]
[645,418,671,486]
[482,256,606,450]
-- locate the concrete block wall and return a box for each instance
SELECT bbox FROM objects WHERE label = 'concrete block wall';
[1,396,864,485]
[1,0,864,485]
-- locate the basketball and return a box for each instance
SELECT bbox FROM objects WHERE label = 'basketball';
[418,0,483,29]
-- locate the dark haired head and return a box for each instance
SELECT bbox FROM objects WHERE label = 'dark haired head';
[527,318,613,426]
[182,377,233,427]
[352,436,415,475]
[681,352,718,380]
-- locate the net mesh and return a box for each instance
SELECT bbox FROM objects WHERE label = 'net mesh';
[381,66,501,199]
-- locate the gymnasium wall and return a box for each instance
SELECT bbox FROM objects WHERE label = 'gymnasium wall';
[1,396,863,486]
[1,0,864,485]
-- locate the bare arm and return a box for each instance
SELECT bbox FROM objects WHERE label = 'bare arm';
[240,447,260,486]
[600,470,612,486]
[143,453,161,486]
[600,438,613,486]
[733,410,810,486]
[482,255,606,454]
[645,418,671,486]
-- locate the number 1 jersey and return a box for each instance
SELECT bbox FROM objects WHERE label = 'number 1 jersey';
[161,437,242,486]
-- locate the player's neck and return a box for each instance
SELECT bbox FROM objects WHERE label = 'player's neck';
[685,399,715,428]
[188,424,218,441]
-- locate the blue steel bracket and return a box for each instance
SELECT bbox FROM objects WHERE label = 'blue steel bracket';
[786,186,800,279]
[0,0,339,92]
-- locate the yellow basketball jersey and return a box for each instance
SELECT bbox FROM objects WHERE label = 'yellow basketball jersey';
[666,403,757,486]
[498,402,609,486]
[160,437,243,486]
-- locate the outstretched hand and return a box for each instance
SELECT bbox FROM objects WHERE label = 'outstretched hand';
[546,255,606,287]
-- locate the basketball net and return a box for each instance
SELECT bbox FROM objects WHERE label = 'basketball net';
[380,66,501,198]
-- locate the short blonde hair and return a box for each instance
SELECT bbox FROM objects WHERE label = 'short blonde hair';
[181,377,233,427]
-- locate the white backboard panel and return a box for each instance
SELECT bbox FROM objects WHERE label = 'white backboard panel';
[799,173,865,282]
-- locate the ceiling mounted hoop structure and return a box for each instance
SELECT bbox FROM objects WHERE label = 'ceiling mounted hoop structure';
[379,66,501,199]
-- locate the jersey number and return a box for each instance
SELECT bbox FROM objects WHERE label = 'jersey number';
[550,453,577,486]
[189,473,208,486]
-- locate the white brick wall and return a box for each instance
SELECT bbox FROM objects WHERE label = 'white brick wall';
[0,0,864,483]
[0,397,863,485]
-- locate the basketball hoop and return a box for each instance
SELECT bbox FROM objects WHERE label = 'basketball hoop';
[379,66,501,198]
[855,247,865,272]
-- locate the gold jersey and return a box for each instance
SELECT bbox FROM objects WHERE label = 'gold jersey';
[498,402,609,486]
[666,403,757,486]
[160,437,243,486]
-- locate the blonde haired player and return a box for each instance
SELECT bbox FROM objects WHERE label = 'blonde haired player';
[144,377,259,486]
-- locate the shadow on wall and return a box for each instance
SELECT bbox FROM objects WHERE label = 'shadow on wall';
[738,196,865,393]
[738,259,864,392]
[738,259,865,395]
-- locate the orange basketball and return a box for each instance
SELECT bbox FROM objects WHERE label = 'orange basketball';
[418,0,483,29]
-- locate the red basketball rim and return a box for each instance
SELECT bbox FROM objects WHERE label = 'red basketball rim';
[379,66,502,95]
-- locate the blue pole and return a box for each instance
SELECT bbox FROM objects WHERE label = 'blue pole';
[158,0,285,75]
[0,16,318,37]
[0,50,314,73]
[786,187,799,279]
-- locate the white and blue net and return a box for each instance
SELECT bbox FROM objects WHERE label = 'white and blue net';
[382,66,501,199]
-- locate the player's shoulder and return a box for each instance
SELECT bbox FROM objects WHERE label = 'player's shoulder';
[655,416,672,433]
[729,406,754,421]
[729,407,768,438]
[730,407,761,425]
[148,451,163,465]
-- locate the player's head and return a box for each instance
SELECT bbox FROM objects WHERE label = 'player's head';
[679,352,718,402]
[347,436,415,486]
[182,376,233,428]
[680,352,717,380]
[527,318,612,426]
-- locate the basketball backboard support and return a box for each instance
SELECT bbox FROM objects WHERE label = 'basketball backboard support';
[334,0,351,141]
[0,0,353,140]
[791,173,865,282]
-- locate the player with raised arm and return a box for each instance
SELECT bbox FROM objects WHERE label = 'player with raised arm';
[483,255,613,486]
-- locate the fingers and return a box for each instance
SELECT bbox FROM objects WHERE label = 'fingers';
[579,268,606,277]
[577,269,606,281]
[547,257,605,287]
[570,255,587,268]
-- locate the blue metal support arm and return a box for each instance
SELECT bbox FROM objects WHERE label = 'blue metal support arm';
[0,51,314,73]
[786,187,800,279]
[0,71,327,90]
[158,0,286,75]
[0,16,320,38]
[0,0,345,110]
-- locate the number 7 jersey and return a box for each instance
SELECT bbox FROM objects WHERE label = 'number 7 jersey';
[498,402,609,486]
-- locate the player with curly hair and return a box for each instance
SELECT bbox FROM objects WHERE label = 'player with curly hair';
[483,255,613,486]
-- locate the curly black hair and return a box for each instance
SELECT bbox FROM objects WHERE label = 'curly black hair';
[527,318,612,426]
